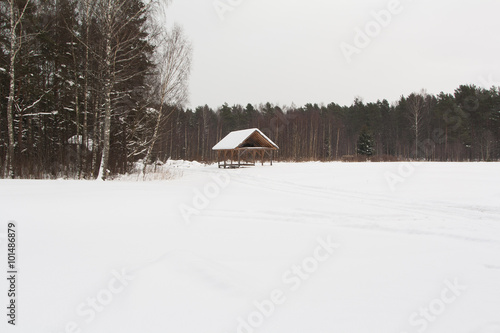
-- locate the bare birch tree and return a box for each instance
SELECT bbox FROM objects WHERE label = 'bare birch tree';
[93,0,153,180]
[3,0,31,178]
[141,24,192,177]
[407,90,427,159]
[79,0,97,178]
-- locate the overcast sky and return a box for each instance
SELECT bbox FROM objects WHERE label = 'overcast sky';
[165,0,500,109]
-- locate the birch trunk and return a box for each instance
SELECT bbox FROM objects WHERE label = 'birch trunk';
[5,0,17,178]
[97,0,113,180]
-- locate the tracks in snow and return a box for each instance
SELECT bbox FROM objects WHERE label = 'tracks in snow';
[200,170,500,246]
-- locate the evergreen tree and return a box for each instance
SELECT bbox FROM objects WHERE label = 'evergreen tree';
[357,127,375,156]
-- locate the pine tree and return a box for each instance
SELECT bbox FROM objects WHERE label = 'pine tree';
[357,127,375,157]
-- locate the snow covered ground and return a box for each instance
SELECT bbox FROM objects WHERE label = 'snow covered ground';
[1,162,499,333]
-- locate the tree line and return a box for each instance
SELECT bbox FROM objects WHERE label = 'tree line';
[152,85,499,164]
[0,2,498,179]
[0,0,191,179]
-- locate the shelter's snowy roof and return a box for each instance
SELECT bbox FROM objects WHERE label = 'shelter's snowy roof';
[212,128,279,150]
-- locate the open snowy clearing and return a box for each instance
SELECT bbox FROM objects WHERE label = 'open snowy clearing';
[1,162,500,333]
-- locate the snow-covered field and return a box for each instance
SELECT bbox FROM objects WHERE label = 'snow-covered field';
[1,162,500,333]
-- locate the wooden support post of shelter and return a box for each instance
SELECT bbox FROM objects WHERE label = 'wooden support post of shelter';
[213,128,279,168]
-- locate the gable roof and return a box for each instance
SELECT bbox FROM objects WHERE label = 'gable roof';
[212,128,279,150]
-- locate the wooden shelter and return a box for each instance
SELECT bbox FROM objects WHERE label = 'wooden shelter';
[212,128,279,168]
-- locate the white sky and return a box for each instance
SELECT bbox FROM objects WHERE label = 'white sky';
[165,0,500,109]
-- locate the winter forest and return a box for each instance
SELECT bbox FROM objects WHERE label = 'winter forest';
[1,0,500,179]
